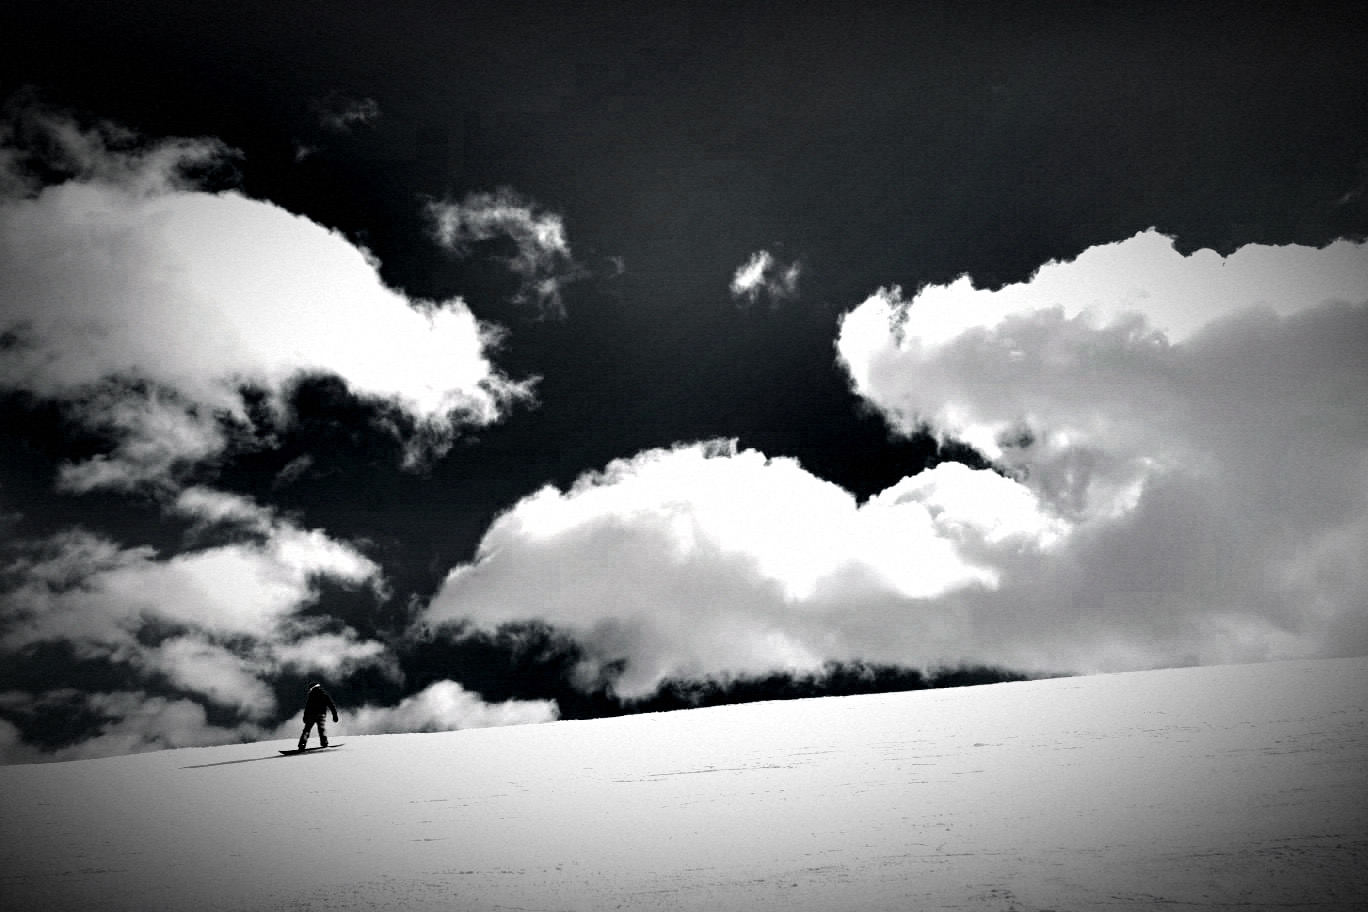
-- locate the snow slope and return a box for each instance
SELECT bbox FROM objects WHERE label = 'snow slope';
[2,657,1366,911]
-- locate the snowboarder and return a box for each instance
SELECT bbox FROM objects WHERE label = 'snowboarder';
[298,682,339,751]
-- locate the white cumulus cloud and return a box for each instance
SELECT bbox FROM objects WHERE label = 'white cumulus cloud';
[834,230,1368,671]
[423,441,1064,696]
[0,108,531,489]
[423,231,1368,693]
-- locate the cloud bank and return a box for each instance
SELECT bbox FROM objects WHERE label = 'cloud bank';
[835,230,1368,667]
[424,441,1064,697]
[426,232,1368,692]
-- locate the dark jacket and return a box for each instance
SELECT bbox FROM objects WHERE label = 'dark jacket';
[303,685,338,721]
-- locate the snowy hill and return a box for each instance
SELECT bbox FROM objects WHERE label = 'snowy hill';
[2,657,1366,911]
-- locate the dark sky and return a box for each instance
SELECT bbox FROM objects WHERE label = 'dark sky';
[2,1,1367,760]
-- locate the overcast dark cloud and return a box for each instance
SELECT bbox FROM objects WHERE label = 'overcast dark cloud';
[1,0,1366,761]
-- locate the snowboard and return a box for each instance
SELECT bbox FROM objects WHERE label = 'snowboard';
[279,743,343,755]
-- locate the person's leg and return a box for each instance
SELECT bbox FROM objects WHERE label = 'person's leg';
[318,716,328,748]
[298,719,315,750]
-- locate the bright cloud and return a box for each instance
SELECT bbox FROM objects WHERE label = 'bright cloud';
[845,230,1368,354]
[424,232,1368,693]
[0,108,531,489]
[833,229,1368,671]
[344,680,558,734]
[836,230,1368,461]
[427,187,582,318]
[730,249,801,305]
[424,441,1064,697]
[2,178,526,422]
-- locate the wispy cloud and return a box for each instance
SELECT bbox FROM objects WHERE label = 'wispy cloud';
[730,249,801,306]
[55,387,226,495]
[274,633,394,680]
[427,188,584,318]
[0,101,233,197]
[309,92,381,133]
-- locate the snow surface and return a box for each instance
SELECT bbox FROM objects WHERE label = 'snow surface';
[2,657,1366,911]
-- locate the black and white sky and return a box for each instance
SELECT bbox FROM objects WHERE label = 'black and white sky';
[2,1,1367,761]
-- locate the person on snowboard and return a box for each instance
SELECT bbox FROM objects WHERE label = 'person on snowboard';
[298,682,339,750]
